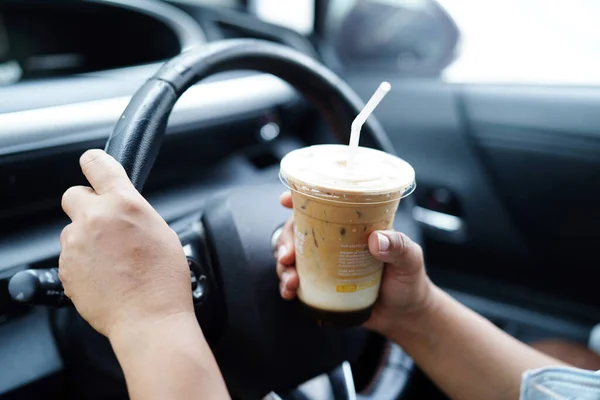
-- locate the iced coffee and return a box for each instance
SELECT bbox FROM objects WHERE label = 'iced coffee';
[279,144,415,326]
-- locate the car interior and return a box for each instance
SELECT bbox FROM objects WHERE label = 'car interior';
[1,0,599,399]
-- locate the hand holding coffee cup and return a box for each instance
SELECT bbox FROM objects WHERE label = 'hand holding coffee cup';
[276,191,434,335]
[277,82,418,326]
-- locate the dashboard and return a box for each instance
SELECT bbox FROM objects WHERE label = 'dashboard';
[0,0,316,287]
[0,2,183,84]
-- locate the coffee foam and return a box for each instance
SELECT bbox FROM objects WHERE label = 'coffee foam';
[280,145,415,198]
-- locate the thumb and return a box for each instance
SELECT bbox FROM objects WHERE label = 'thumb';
[368,230,424,275]
[80,149,132,195]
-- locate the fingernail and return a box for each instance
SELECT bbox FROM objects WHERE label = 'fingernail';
[281,271,290,285]
[278,245,288,261]
[377,233,390,252]
[280,281,289,298]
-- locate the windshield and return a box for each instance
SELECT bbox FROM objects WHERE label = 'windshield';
[168,0,243,8]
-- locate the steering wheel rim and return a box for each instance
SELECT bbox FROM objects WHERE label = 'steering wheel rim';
[104,38,396,191]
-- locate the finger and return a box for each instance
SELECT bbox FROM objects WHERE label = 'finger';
[276,259,286,279]
[58,226,73,291]
[368,230,424,276]
[275,244,295,279]
[59,223,73,249]
[280,191,293,209]
[276,221,295,265]
[61,186,96,220]
[80,149,131,195]
[276,263,299,289]
[279,267,299,300]
[276,254,299,278]
[58,252,72,288]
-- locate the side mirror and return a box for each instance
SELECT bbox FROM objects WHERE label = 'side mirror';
[327,0,460,77]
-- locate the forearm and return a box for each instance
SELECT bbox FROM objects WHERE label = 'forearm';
[389,287,566,400]
[110,313,230,400]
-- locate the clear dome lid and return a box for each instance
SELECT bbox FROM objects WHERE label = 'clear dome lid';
[279,144,416,204]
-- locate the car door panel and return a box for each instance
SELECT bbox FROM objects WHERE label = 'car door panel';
[345,74,600,308]
[462,85,600,272]
[346,75,529,257]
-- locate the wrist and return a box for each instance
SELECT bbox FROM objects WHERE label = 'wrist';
[107,311,229,400]
[387,285,449,344]
[109,311,200,359]
[374,282,447,340]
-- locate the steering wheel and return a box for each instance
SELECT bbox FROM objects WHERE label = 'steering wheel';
[10,39,404,400]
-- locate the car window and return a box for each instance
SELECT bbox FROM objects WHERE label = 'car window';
[324,0,460,76]
[169,0,241,8]
[437,0,600,85]
[248,0,315,35]
[325,0,600,85]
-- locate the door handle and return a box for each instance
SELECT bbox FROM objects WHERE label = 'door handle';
[412,206,466,243]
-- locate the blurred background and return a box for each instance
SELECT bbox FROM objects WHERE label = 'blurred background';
[2,0,600,86]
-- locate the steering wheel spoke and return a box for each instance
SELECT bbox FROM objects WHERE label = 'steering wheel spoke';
[270,361,356,400]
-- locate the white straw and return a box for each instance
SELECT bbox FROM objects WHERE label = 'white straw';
[348,81,391,169]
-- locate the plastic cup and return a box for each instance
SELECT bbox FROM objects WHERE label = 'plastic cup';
[279,144,415,326]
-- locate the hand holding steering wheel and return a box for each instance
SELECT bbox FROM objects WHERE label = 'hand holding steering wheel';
[11,38,408,399]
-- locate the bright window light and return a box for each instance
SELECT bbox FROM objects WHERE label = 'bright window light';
[249,0,315,35]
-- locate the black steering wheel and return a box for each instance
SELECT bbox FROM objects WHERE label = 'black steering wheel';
[11,39,405,400]
[106,39,395,191]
